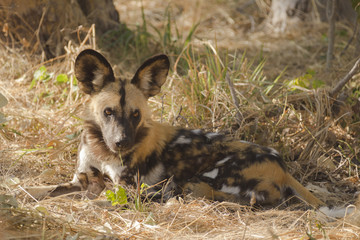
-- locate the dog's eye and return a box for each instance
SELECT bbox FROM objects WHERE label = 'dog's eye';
[104,108,113,117]
[132,110,140,119]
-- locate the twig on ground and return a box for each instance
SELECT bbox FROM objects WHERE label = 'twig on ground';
[329,57,360,98]
[33,5,48,57]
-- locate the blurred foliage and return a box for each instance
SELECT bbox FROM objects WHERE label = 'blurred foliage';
[98,5,198,65]
[286,69,325,91]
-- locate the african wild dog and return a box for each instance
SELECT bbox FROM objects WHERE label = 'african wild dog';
[27,49,333,210]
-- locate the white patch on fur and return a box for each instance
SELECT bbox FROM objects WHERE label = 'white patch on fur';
[102,163,126,184]
[92,69,106,91]
[77,148,91,173]
[205,132,220,139]
[139,71,152,91]
[141,163,165,186]
[71,174,79,184]
[202,168,219,179]
[77,146,127,185]
[171,135,192,145]
[319,205,356,219]
[246,190,265,202]
[191,129,202,135]
[269,148,279,157]
[220,184,240,195]
[216,156,232,166]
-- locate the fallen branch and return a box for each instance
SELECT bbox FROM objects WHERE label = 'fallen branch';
[329,57,360,97]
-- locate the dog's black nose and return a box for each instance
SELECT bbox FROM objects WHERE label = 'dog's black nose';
[116,138,130,148]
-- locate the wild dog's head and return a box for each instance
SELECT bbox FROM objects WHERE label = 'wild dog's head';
[75,49,169,154]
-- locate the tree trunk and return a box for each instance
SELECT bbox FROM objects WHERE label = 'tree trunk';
[268,0,311,33]
[267,0,356,33]
[0,0,121,58]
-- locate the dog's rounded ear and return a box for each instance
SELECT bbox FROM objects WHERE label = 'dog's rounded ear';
[75,49,115,94]
[131,54,170,98]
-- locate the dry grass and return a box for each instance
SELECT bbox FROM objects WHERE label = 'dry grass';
[1,0,360,239]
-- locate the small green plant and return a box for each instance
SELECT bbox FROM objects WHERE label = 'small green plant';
[315,220,328,239]
[29,65,78,106]
[55,74,69,84]
[105,186,128,206]
[285,69,325,91]
[305,217,317,240]
[105,183,151,212]
[29,66,53,90]
[134,182,149,212]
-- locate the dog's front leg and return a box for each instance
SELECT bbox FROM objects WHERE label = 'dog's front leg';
[25,167,105,200]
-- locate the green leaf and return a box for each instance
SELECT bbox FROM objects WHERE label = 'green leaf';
[33,66,47,81]
[31,66,52,88]
[106,186,128,206]
[29,78,37,90]
[140,182,149,194]
[35,205,49,216]
[312,79,325,89]
[184,23,199,47]
[286,77,310,90]
[72,76,78,86]
[306,69,316,76]
[56,74,69,84]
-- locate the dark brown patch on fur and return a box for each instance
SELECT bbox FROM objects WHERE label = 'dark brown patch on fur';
[83,120,118,158]
[119,80,126,107]
[135,125,149,144]
[86,167,106,199]
[131,55,170,98]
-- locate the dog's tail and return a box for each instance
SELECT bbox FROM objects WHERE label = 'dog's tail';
[284,172,325,207]
[285,173,355,218]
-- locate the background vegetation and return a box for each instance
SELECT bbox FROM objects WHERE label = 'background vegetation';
[1,0,360,239]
